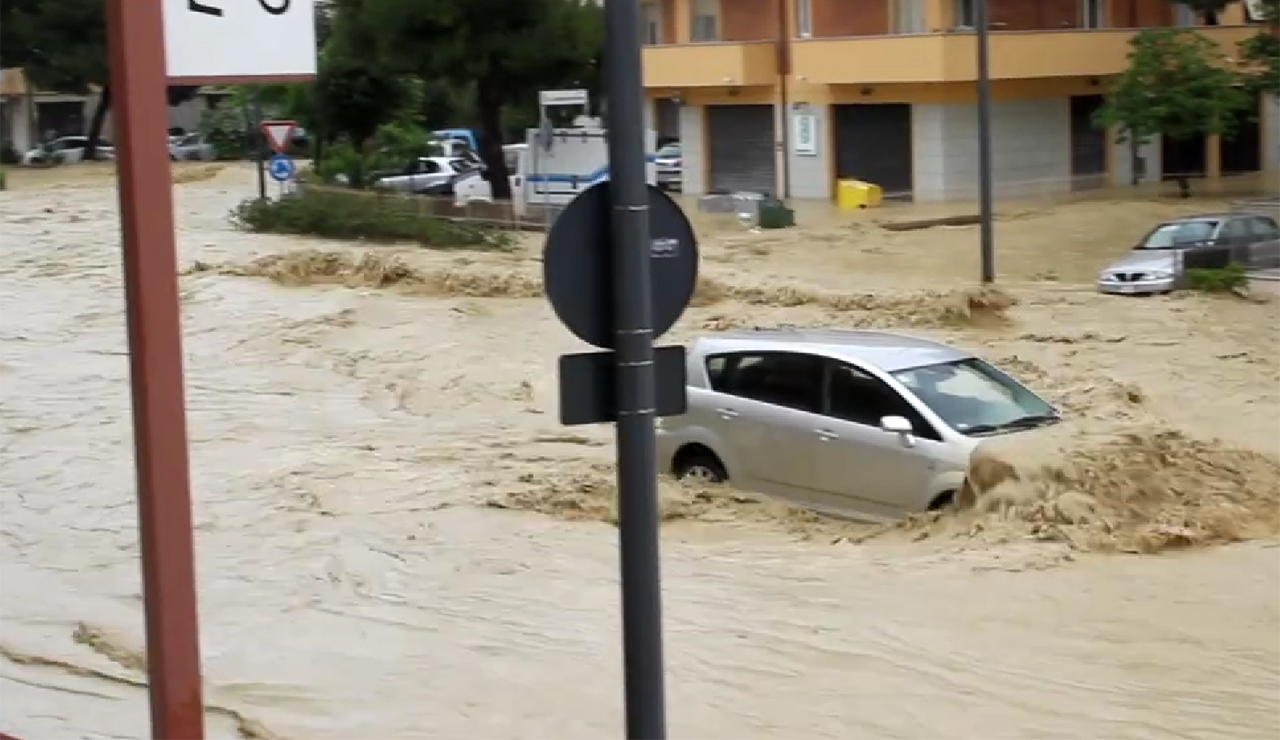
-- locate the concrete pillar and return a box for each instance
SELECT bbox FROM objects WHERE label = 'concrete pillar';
[673,0,690,43]
[1109,129,1162,186]
[1205,133,1221,178]
[1263,93,1280,173]
[923,0,950,31]
[786,103,831,199]
[678,104,705,195]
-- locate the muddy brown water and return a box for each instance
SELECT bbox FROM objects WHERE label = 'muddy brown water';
[2,166,1278,739]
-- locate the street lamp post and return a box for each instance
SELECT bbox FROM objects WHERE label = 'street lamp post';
[975,0,995,283]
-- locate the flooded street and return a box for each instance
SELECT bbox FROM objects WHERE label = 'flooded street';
[2,166,1278,739]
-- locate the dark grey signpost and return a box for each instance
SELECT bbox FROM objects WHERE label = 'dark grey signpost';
[541,3,699,737]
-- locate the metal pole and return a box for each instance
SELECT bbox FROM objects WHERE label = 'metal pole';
[603,0,667,737]
[104,1,206,738]
[250,88,267,200]
[976,0,995,283]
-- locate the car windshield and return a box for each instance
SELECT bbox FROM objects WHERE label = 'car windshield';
[657,145,680,158]
[1138,221,1216,249]
[892,358,1057,436]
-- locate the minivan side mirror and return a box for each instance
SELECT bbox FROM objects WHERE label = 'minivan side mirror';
[880,415,916,448]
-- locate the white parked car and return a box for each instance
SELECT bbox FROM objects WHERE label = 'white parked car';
[656,329,1061,522]
[21,136,115,165]
[373,156,491,198]
[168,133,216,162]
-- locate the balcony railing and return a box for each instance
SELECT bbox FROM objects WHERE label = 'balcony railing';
[642,40,779,87]
[789,25,1258,85]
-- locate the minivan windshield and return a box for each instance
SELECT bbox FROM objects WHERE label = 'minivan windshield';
[1137,221,1217,249]
[892,358,1058,436]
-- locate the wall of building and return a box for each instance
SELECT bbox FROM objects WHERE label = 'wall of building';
[1109,132,1163,186]
[786,104,831,199]
[911,98,1071,201]
[1265,94,1280,173]
[678,104,706,194]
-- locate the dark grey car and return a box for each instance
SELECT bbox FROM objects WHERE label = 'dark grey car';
[1096,213,1280,295]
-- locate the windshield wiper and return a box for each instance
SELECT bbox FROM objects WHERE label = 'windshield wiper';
[999,414,1060,430]
[962,414,1059,436]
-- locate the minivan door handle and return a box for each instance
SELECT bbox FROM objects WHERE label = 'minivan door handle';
[815,429,839,441]
[716,408,739,420]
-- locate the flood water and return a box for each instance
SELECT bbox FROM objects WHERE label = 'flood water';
[1,167,1278,739]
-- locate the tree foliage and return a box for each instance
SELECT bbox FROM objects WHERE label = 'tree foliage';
[0,0,202,158]
[1096,29,1252,146]
[328,0,603,198]
[1237,0,1279,96]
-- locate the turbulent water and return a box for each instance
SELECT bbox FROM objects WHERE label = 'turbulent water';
[1,167,1278,739]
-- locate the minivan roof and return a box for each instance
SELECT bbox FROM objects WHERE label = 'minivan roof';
[694,329,970,372]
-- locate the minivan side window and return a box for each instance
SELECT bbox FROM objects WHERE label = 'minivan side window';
[825,362,942,441]
[710,351,823,413]
[1220,218,1251,241]
[1248,216,1280,239]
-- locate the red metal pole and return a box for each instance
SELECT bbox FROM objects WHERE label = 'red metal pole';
[105,1,207,738]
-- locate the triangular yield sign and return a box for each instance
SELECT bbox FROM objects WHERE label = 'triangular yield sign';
[260,120,297,154]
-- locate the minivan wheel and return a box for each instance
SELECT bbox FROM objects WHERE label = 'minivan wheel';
[675,452,727,484]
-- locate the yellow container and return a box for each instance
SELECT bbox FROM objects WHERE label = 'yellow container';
[836,179,884,210]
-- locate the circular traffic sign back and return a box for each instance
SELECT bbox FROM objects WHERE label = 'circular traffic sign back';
[543,182,699,350]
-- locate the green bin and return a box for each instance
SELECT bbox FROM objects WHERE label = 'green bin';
[757,199,795,230]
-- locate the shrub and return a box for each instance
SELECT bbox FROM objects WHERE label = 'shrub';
[229,188,515,250]
[0,165,6,190]
[1185,264,1249,293]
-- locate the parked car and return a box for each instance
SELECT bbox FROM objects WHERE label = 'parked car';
[21,136,115,165]
[655,329,1061,522]
[1096,213,1280,295]
[372,156,492,198]
[655,142,682,191]
[168,133,216,162]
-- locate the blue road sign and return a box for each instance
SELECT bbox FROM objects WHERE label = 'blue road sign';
[267,154,296,182]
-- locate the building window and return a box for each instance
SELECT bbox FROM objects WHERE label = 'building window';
[796,0,813,38]
[641,2,663,44]
[1082,0,1107,28]
[955,0,976,28]
[692,0,719,42]
[1174,3,1196,26]
[892,0,925,33]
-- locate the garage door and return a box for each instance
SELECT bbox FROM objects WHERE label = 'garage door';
[1070,95,1107,191]
[833,103,912,200]
[706,105,776,195]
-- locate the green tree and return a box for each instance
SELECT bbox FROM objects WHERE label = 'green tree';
[1096,29,1252,190]
[334,0,603,199]
[1237,0,1278,96]
[0,0,201,158]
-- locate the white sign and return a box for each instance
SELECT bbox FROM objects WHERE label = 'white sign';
[793,113,818,157]
[539,89,590,107]
[164,0,318,81]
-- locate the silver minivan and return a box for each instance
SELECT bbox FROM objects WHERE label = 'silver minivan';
[656,329,1061,522]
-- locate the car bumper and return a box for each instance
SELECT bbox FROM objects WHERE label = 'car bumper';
[656,170,681,184]
[1096,277,1175,295]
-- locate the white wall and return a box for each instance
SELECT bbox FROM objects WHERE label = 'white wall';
[912,99,1072,201]
[1109,131,1162,186]
[785,104,831,200]
[679,104,705,195]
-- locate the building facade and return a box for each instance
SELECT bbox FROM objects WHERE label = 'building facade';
[640,0,1280,201]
